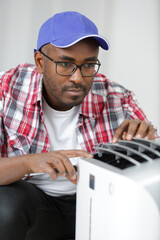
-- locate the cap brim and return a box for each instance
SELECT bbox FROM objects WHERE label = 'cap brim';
[50,34,109,50]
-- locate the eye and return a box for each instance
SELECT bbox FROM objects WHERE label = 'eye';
[58,62,72,68]
[84,63,95,69]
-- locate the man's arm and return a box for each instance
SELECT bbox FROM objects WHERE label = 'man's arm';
[0,150,93,185]
[109,84,158,143]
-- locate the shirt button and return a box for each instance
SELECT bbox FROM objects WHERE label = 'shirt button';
[41,149,46,153]
[9,140,15,146]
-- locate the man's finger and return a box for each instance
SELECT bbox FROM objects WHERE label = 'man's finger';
[113,120,130,143]
[125,119,141,140]
[144,125,155,140]
[134,121,149,138]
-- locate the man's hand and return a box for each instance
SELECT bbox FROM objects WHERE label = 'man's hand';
[26,150,93,184]
[112,119,155,143]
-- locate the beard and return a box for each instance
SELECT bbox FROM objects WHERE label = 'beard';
[42,73,90,110]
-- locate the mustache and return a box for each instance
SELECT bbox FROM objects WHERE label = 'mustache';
[62,84,86,92]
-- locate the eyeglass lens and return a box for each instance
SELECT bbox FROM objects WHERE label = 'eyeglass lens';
[56,62,99,76]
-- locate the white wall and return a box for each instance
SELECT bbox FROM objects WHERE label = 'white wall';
[0,0,160,131]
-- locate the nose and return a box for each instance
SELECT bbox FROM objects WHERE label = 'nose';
[68,67,84,84]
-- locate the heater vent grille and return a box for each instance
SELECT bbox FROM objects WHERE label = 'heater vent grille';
[94,138,160,170]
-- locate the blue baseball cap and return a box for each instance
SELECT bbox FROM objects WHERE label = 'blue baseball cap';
[35,11,109,51]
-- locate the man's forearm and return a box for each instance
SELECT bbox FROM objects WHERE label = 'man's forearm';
[0,155,31,185]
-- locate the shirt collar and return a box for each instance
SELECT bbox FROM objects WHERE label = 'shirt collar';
[31,71,43,104]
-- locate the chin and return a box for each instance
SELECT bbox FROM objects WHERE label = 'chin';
[65,100,83,108]
[67,96,84,105]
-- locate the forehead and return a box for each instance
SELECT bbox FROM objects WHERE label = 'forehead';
[45,38,99,60]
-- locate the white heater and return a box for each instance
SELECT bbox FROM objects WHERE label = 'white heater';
[75,138,160,240]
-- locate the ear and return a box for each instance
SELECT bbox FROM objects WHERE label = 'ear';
[34,51,44,74]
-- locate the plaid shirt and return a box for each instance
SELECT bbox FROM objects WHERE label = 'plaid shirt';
[0,63,150,156]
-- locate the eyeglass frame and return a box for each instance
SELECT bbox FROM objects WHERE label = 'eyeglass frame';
[39,50,101,77]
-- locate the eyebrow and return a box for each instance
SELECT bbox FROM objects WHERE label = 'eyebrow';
[58,55,98,62]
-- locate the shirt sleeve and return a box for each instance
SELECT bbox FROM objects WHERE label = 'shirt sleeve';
[122,89,158,137]
[0,73,5,154]
[122,90,148,121]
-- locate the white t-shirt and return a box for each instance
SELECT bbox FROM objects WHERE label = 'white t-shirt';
[28,98,81,197]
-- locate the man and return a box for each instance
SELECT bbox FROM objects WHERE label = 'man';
[0,11,156,239]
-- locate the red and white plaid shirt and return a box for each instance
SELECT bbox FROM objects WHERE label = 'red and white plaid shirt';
[0,63,151,156]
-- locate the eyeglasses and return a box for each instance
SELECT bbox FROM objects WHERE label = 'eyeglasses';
[39,50,101,77]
